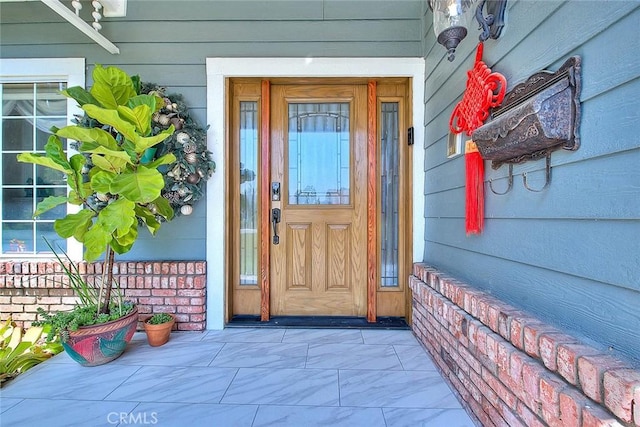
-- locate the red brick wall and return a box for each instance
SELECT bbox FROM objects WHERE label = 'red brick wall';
[0,260,206,331]
[410,263,640,427]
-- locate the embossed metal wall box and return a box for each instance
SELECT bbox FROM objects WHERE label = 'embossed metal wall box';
[472,56,581,169]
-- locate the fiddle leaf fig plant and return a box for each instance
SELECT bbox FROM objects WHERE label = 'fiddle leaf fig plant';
[17,64,176,316]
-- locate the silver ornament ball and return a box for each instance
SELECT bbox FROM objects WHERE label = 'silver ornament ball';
[176,132,191,144]
[185,152,198,164]
[186,173,201,184]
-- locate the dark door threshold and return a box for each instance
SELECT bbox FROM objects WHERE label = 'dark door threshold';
[227,315,410,330]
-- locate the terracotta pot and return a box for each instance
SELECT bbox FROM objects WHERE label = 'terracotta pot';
[143,314,175,347]
[63,307,138,367]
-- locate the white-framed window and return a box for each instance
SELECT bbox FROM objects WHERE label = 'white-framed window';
[447,132,463,158]
[0,58,85,260]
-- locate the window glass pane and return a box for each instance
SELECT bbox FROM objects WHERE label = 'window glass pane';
[2,118,33,151]
[36,118,65,149]
[239,101,258,285]
[3,188,33,220]
[2,222,32,253]
[3,155,32,185]
[288,103,350,205]
[35,164,65,186]
[2,84,34,117]
[381,103,399,287]
[35,83,66,107]
[36,222,62,253]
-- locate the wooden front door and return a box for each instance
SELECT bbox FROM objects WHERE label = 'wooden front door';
[269,84,368,316]
[228,78,411,323]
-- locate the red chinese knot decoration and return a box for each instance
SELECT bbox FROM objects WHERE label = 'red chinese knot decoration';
[450,43,506,135]
[449,43,507,235]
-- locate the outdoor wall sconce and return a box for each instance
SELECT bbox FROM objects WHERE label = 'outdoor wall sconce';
[428,0,508,61]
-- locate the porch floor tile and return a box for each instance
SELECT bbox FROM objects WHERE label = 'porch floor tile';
[0,328,475,426]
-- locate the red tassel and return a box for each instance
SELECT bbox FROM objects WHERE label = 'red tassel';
[465,140,484,234]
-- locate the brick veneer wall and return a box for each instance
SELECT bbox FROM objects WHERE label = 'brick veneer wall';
[0,261,206,331]
[410,263,640,427]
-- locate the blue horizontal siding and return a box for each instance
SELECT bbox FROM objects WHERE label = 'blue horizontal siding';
[422,1,640,361]
[424,242,640,358]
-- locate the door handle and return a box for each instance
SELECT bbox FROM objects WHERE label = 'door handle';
[271,208,281,245]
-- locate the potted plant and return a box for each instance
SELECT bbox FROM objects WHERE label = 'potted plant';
[143,313,176,347]
[18,65,176,366]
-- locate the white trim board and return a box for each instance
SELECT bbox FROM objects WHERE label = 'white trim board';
[205,57,426,330]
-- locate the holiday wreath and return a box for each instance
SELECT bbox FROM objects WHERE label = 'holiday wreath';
[141,83,215,217]
[78,81,215,219]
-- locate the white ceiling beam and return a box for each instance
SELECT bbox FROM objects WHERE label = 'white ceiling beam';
[40,0,120,54]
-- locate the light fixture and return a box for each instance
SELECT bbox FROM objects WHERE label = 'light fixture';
[428,0,507,62]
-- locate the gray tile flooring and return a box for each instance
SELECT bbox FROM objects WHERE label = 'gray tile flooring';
[0,328,475,427]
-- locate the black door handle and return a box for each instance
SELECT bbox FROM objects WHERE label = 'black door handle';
[271,208,281,245]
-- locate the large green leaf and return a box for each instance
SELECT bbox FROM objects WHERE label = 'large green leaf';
[69,154,88,198]
[16,136,72,174]
[82,198,136,260]
[83,144,132,174]
[152,196,175,221]
[96,198,136,235]
[113,225,138,251]
[82,225,111,262]
[33,196,68,218]
[109,166,165,203]
[83,145,131,161]
[82,105,138,142]
[57,126,118,150]
[109,238,134,255]
[146,152,177,169]
[135,205,161,235]
[90,170,115,193]
[134,126,175,154]
[16,152,67,174]
[69,153,87,173]
[67,189,86,205]
[61,86,100,107]
[127,94,162,113]
[120,140,138,161]
[116,104,152,136]
[54,210,96,240]
[131,74,141,96]
[43,135,71,166]
[90,65,136,109]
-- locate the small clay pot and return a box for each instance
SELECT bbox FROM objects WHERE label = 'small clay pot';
[143,314,175,347]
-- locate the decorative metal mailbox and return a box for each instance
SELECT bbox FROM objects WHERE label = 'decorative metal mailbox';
[472,56,581,171]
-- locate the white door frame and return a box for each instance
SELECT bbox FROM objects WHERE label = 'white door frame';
[205,57,425,329]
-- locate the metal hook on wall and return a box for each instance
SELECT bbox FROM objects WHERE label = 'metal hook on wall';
[522,154,552,192]
[488,164,513,195]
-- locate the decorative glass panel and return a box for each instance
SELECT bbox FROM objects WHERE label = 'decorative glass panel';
[288,103,350,205]
[239,101,258,285]
[1,82,68,254]
[381,103,399,287]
